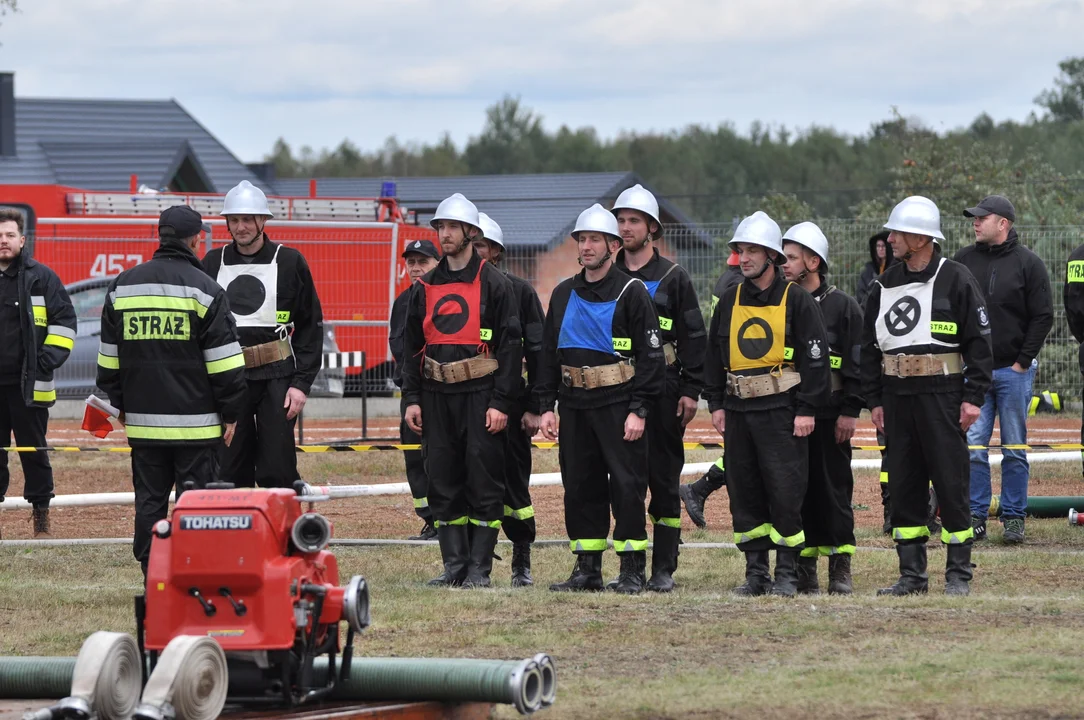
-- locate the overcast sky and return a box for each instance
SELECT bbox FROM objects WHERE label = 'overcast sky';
[1,0,1080,163]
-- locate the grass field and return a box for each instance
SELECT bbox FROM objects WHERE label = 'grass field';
[2,416,1084,718]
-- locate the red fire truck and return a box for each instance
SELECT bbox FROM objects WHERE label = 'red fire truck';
[0,183,437,396]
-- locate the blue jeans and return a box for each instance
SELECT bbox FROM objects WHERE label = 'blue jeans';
[968,361,1037,520]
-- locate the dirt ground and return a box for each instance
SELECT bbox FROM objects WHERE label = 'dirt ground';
[1,413,1082,542]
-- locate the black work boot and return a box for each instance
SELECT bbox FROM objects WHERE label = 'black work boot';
[550,552,604,592]
[511,542,533,587]
[827,554,853,595]
[877,543,929,596]
[771,549,800,597]
[613,551,647,595]
[944,544,973,596]
[796,554,820,595]
[646,525,680,593]
[732,550,772,596]
[464,525,500,588]
[678,484,708,529]
[427,524,470,587]
[32,505,51,539]
[409,520,437,541]
[880,482,892,536]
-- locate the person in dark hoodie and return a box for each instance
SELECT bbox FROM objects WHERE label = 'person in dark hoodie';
[954,195,1052,545]
[856,231,894,309]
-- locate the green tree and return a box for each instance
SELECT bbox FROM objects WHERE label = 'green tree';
[1035,57,1084,122]
[463,95,549,174]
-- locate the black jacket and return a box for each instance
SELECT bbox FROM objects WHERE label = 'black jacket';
[705,269,831,415]
[97,242,248,447]
[856,232,896,310]
[861,248,993,408]
[710,265,744,317]
[1063,243,1084,372]
[506,270,546,414]
[537,264,665,415]
[401,251,521,414]
[615,247,706,401]
[203,237,324,395]
[952,228,1053,369]
[389,285,411,388]
[5,256,77,407]
[811,283,864,419]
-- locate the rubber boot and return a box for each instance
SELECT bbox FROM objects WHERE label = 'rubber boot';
[732,550,772,596]
[944,544,973,597]
[549,552,604,592]
[877,543,929,596]
[771,549,800,597]
[464,525,500,588]
[427,524,469,587]
[880,482,892,536]
[646,525,680,593]
[613,551,647,595]
[511,542,533,587]
[796,554,820,595]
[827,554,853,595]
[32,506,51,539]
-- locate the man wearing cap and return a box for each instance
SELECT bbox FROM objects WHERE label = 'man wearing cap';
[389,239,440,541]
[954,195,1052,545]
[203,181,325,489]
[780,222,864,595]
[611,184,705,592]
[402,194,521,589]
[705,211,830,598]
[679,250,743,528]
[471,213,545,587]
[539,204,664,595]
[98,206,247,576]
[862,196,992,596]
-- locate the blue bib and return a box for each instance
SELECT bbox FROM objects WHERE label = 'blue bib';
[642,280,661,299]
[558,290,617,355]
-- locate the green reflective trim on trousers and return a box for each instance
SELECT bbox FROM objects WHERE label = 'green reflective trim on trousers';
[942,526,974,544]
[734,523,772,545]
[800,547,820,558]
[504,505,535,521]
[770,528,806,548]
[713,456,725,471]
[435,516,469,527]
[469,518,502,529]
[879,471,888,484]
[802,545,856,557]
[413,497,429,509]
[650,515,681,529]
[613,538,649,553]
[570,539,608,553]
[893,525,931,541]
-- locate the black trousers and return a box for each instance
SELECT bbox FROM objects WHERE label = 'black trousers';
[421,389,505,524]
[558,402,648,554]
[883,391,971,544]
[646,375,683,528]
[132,445,218,571]
[725,406,807,552]
[502,401,536,544]
[399,396,431,522]
[219,376,297,489]
[0,384,53,506]
[800,416,856,555]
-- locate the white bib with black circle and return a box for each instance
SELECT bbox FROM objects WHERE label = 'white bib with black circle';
[216,244,281,328]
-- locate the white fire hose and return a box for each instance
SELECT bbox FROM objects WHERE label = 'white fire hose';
[133,636,228,720]
[23,631,142,720]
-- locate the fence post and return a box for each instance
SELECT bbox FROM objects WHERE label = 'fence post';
[361,351,368,440]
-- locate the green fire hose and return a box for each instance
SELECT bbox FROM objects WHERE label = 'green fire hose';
[990,495,1084,519]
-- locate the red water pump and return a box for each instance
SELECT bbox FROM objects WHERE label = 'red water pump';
[138,481,370,707]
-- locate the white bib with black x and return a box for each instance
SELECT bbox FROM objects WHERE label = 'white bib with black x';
[874,258,956,352]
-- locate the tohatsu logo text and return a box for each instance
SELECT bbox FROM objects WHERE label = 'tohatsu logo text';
[179,514,253,531]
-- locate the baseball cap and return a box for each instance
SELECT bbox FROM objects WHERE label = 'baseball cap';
[963,195,1016,223]
[158,205,204,239]
[402,239,440,259]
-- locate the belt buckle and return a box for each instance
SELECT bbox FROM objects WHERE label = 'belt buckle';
[894,353,909,378]
[561,369,573,387]
[423,360,438,381]
[580,366,592,387]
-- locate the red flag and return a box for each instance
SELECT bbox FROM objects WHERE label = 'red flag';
[81,402,114,438]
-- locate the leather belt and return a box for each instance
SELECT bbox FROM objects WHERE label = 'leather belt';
[830,371,843,393]
[424,355,498,384]
[882,352,963,378]
[663,342,678,366]
[243,338,292,369]
[561,362,635,389]
[726,368,802,400]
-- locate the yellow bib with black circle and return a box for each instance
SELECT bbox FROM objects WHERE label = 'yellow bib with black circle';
[729,283,791,372]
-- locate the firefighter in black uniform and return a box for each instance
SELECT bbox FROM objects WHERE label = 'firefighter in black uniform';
[540,204,665,595]
[1064,242,1084,479]
[0,208,76,539]
[97,206,247,575]
[680,250,743,527]
[402,194,521,589]
[780,222,863,595]
[611,184,706,592]
[203,181,324,489]
[389,239,440,540]
[705,211,831,598]
[862,196,993,597]
[473,212,545,587]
